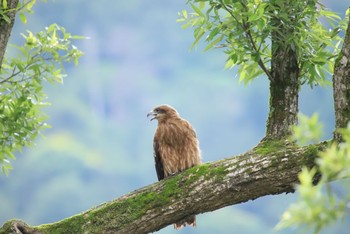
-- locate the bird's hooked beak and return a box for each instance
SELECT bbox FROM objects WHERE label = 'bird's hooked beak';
[147,110,157,121]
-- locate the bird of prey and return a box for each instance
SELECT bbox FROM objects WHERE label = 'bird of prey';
[147,104,201,229]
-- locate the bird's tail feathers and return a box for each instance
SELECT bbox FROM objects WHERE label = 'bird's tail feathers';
[174,215,196,230]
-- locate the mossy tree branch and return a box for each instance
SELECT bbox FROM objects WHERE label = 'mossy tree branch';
[0,141,326,234]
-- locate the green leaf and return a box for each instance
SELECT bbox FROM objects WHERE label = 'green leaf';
[26,0,37,11]
[19,13,27,24]
[1,163,13,176]
[2,0,7,9]
[1,13,10,23]
[204,34,223,51]
[69,35,88,40]
[5,148,16,160]
[190,3,205,18]
[320,9,341,21]
[191,27,206,49]
[224,58,235,69]
[206,26,220,42]
[298,168,317,194]
[182,9,188,19]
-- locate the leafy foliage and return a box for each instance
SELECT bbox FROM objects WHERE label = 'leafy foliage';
[0,23,83,175]
[0,0,42,24]
[291,113,324,145]
[178,0,345,85]
[277,117,350,233]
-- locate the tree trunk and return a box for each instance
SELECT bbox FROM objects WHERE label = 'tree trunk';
[266,71,299,139]
[0,141,325,234]
[0,0,19,69]
[265,1,299,139]
[333,16,350,141]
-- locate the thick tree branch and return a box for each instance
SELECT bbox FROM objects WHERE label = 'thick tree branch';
[333,14,350,141]
[0,0,19,69]
[0,140,326,234]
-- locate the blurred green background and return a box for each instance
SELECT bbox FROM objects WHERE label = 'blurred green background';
[0,0,348,233]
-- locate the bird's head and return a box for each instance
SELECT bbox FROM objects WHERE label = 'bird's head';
[147,105,179,122]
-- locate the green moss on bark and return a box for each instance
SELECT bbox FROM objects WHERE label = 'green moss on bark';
[254,139,292,155]
[38,215,85,234]
[0,220,17,234]
[181,163,228,186]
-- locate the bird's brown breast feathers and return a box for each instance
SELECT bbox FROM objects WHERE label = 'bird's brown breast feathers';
[154,118,201,177]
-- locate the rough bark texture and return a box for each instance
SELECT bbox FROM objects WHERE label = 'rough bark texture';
[0,140,325,234]
[267,72,299,139]
[265,1,300,140]
[333,16,350,141]
[0,0,19,69]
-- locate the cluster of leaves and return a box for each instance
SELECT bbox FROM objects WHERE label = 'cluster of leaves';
[292,113,324,145]
[277,116,350,233]
[0,0,39,23]
[178,0,346,85]
[0,23,83,175]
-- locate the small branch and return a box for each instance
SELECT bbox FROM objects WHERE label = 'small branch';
[238,1,273,79]
[220,0,273,80]
[0,54,57,85]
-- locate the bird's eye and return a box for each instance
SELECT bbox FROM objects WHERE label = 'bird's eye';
[155,108,165,114]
